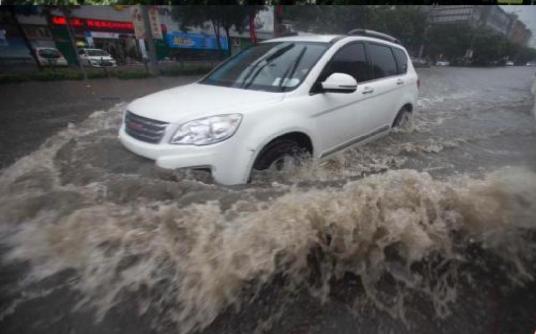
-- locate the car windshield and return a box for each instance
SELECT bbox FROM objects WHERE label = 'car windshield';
[38,49,60,58]
[87,49,109,57]
[201,42,329,92]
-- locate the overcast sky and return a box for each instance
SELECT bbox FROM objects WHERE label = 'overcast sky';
[501,5,536,47]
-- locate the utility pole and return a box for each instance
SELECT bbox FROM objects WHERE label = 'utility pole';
[418,6,434,59]
[141,6,159,76]
[62,7,87,81]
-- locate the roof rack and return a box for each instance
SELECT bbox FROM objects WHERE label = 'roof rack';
[347,29,400,44]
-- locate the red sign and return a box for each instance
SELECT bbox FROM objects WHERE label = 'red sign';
[52,16,133,32]
[52,16,83,27]
[86,19,133,31]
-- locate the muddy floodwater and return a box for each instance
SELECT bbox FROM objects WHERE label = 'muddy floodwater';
[1,67,536,334]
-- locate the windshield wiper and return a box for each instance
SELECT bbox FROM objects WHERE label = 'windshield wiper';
[241,44,295,89]
[278,46,307,91]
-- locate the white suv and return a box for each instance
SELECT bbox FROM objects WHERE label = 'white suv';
[119,30,418,185]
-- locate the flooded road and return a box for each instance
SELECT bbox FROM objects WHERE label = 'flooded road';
[1,67,536,334]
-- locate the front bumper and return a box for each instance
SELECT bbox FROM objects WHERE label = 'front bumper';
[118,126,255,185]
[90,60,117,67]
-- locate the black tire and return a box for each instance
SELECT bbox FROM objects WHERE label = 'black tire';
[253,139,310,171]
[392,107,412,128]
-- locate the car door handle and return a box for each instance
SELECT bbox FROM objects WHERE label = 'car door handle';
[396,79,404,85]
[362,87,374,95]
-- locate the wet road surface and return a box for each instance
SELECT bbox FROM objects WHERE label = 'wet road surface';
[0,76,200,169]
[1,67,536,334]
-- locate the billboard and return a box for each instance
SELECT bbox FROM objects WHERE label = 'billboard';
[130,5,162,39]
[165,31,228,50]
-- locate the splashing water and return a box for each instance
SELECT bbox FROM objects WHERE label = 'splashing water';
[2,165,536,333]
[1,68,536,333]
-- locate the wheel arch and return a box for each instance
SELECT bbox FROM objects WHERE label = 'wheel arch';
[242,129,316,181]
[391,102,414,128]
[255,131,314,158]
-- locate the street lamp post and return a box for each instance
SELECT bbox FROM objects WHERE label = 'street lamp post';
[61,7,87,81]
[141,6,159,76]
[418,5,435,59]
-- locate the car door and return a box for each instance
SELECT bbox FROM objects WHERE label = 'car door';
[308,42,390,157]
[364,42,403,129]
[391,46,413,113]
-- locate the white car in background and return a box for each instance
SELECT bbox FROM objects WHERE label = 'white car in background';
[505,60,514,66]
[119,30,419,185]
[35,47,68,67]
[78,48,117,67]
[435,60,450,66]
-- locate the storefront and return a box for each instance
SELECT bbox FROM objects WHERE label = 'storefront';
[2,6,275,67]
[50,15,141,65]
[0,10,35,65]
[165,30,228,60]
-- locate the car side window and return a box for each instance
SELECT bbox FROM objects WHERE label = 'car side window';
[392,48,408,74]
[367,43,398,79]
[317,42,372,84]
[78,50,85,55]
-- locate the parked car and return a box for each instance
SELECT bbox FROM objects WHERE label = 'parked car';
[78,48,117,67]
[451,57,472,66]
[410,56,429,68]
[525,61,536,67]
[505,60,514,66]
[35,47,68,67]
[435,60,450,66]
[119,32,419,185]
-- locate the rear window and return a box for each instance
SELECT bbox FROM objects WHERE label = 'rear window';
[392,47,408,74]
[367,43,398,79]
[86,49,109,57]
[38,49,60,58]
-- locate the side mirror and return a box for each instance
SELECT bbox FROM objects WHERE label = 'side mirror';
[320,73,358,93]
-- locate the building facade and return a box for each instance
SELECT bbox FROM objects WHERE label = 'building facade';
[428,5,483,26]
[508,17,531,46]
[0,5,273,66]
[480,6,513,36]
[428,5,532,46]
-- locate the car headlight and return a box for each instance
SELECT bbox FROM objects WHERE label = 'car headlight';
[170,114,242,145]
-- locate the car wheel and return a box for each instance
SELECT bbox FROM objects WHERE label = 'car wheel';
[392,107,412,129]
[253,139,310,171]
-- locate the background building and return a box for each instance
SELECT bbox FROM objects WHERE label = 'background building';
[428,5,484,26]
[508,16,532,46]
[428,5,530,46]
[0,5,273,67]
[480,5,513,36]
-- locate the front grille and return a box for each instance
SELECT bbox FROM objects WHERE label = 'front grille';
[125,111,168,144]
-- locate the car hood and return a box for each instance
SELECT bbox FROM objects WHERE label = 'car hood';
[127,83,286,124]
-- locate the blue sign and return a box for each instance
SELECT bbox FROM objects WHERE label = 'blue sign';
[165,31,228,50]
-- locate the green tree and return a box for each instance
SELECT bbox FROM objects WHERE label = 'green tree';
[171,2,265,58]
[281,5,426,53]
[426,23,473,61]
[514,45,536,64]
[366,6,427,54]
[282,6,371,34]
[471,26,514,65]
